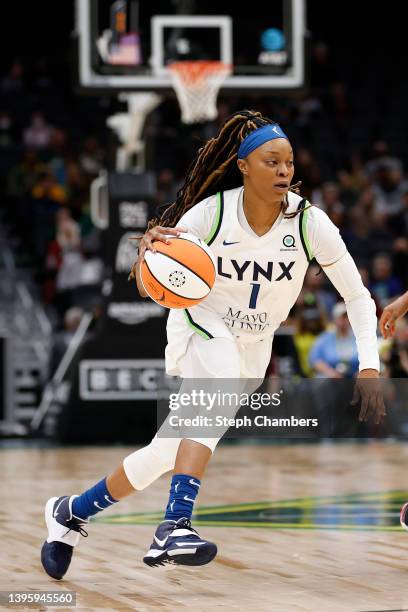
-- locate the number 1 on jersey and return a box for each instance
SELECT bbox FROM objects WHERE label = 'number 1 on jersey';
[249,283,261,309]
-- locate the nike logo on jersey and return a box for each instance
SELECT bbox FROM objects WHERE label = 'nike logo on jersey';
[223,240,240,246]
[175,482,180,493]
[217,257,295,281]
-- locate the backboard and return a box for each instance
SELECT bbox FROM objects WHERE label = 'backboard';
[75,0,306,94]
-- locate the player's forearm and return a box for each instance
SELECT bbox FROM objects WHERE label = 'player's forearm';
[322,251,380,372]
[346,293,379,372]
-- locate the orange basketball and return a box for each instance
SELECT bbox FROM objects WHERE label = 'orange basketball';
[140,233,216,308]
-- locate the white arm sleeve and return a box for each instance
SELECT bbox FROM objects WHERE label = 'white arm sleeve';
[307,207,380,372]
[176,194,217,241]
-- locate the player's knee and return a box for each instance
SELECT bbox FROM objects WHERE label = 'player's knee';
[123,436,180,490]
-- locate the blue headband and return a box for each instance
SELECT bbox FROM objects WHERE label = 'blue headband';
[237,124,289,159]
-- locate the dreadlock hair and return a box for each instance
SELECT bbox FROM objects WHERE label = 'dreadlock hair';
[147,109,305,231]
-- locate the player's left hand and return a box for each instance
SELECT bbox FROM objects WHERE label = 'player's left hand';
[350,369,386,425]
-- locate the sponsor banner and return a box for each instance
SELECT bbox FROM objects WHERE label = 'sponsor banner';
[98,171,163,335]
[118,201,148,228]
[79,359,179,400]
[107,301,165,325]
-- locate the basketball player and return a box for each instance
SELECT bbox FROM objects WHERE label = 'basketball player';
[41,110,385,578]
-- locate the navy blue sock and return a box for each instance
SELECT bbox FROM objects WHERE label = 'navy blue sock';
[72,477,118,520]
[164,473,201,521]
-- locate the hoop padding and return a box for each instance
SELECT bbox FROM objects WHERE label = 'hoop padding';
[168,61,231,124]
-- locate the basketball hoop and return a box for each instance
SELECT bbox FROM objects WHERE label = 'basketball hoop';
[168,61,231,124]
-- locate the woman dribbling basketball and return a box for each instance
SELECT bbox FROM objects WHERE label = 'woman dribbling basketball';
[41,110,384,577]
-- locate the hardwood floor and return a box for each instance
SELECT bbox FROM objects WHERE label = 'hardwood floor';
[1,441,408,611]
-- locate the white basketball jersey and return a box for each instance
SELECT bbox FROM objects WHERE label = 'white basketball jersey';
[165,186,347,373]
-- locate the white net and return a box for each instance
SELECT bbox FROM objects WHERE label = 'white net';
[168,61,231,124]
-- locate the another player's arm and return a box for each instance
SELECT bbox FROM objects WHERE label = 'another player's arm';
[379,291,408,338]
[128,225,187,298]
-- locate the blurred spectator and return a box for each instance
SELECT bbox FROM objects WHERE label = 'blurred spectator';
[370,158,408,218]
[369,253,403,308]
[267,330,302,379]
[32,58,53,91]
[391,235,408,288]
[294,148,322,199]
[46,128,68,174]
[23,112,54,150]
[30,170,68,263]
[336,153,367,207]
[388,187,408,238]
[7,149,46,198]
[32,171,67,204]
[301,264,337,320]
[364,140,402,178]
[312,181,342,211]
[0,111,17,149]
[79,137,104,176]
[309,302,359,378]
[1,60,25,95]
[310,42,336,93]
[311,181,346,228]
[293,306,326,377]
[48,307,84,377]
[343,206,393,268]
[44,208,83,316]
[295,92,322,130]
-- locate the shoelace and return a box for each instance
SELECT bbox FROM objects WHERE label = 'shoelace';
[173,518,198,535]
[64,517,89,538]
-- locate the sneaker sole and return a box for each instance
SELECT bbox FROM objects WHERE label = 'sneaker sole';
[143,542,217,567]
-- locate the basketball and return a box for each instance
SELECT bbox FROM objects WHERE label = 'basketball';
[140,233,216,308]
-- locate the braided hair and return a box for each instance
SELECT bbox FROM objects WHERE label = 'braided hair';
[148,109,304,231]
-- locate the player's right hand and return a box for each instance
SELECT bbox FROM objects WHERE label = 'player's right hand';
[129,226,188,261]
[379,292,408,339]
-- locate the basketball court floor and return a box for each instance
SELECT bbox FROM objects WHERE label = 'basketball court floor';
[2,441,408,611]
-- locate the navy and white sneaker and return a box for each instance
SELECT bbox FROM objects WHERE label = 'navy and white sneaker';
[400,502,408,530]
[143,517,217,567]
[41,496,88,580]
